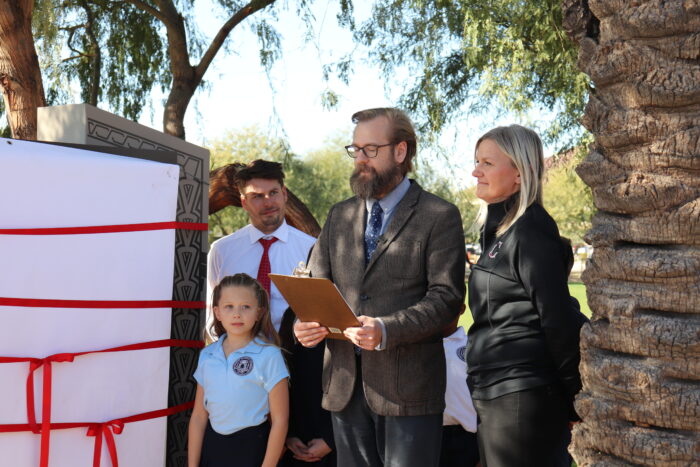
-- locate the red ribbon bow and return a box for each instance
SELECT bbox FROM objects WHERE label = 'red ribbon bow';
[25,353,77,465]
[0,339,203,467]
[87,420,125,467]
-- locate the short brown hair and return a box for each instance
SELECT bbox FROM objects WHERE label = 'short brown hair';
[351,107,417,175]
[233,159,285,191]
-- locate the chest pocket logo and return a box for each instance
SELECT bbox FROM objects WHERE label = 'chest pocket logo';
[232,356,254,376]
[456,346,466,362]
[488,241,503,259]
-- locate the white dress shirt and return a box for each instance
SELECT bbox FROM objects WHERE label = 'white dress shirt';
[443,326,477,432]
[207,220,316,331]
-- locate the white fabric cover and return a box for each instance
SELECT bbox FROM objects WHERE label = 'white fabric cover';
[0,138,180,467]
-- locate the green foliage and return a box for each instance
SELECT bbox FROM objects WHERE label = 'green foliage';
[0,100,8,137]
[208,125,292,169]
[33,0,168,121]
[339,0,590,147]
[207,128,354,244]
[285,134,354,225]
[412,157,479,242]
[208,126,292,243]
[29,0,351,136]
[453,188,480,244]
[543,144,595,245]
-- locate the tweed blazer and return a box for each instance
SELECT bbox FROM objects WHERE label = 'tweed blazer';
[308,180,466,417]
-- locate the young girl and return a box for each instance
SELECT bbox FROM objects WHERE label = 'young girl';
[188,273,289,467]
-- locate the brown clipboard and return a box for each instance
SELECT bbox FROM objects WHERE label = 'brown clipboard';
[269,274,360,340]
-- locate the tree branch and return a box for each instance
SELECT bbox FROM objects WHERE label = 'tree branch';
[65,25,81,56]
[117,0,168,24]
[59,23,87,32]
[194,0,277,84]
[79,0,102,105]
[62,53,96,62]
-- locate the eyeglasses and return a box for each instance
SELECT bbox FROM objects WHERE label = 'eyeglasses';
[344,143,395,158]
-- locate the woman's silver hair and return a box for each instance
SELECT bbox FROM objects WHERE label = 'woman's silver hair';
[474,124,544,236]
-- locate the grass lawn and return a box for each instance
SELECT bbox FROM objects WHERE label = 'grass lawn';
[458,282,590,331]
[568,282,591,317]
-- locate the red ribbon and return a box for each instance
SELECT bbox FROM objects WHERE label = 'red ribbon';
[0,220,207,465]
[0,402,194,467]
[0,340,203,467]
[0,221,208,235]
[87,420,123,467]
[0,297,205,309]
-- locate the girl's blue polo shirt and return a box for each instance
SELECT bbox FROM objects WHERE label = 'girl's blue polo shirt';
[194,335,288,435]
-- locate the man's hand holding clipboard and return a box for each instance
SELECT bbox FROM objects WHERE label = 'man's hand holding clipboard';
[269,274,384,350]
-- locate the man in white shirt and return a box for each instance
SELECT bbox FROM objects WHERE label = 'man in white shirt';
[207,160,316,334]
[441,311,479,467]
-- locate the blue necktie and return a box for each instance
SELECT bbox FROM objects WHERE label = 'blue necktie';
[365,202,383,264]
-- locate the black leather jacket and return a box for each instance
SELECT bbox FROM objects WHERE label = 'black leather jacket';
[467,198,583,403]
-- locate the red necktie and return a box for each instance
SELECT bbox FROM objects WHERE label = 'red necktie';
[257,237,278,293]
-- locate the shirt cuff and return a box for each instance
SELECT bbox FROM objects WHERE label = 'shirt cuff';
[375,318,387,350]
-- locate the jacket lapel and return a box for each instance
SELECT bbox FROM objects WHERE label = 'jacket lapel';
[363,181,422,276]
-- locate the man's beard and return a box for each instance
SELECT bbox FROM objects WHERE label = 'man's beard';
[261,213,283,229]
[259,210,284,231]
[350,163,403,199]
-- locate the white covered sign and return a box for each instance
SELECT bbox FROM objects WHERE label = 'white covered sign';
[0,138,180,466]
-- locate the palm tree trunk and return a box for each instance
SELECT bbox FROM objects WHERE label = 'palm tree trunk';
[0,0,45,140]
[562,0,700,465]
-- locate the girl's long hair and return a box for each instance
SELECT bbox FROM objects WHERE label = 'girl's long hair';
[473,124,544,237]
[209,273,280,347]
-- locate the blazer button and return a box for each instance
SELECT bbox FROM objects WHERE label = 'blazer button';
[360,294,369,301]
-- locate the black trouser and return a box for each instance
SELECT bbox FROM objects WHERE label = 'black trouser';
[439,425,479,467]
[199,420,270,467]
[331,373,443,467]
[474,384,570,467]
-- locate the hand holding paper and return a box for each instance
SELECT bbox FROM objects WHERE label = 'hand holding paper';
[269,274,361,341]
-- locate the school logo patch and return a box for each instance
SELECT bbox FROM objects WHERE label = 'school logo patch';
[456,346,467,362]
[488,241,503,259]
[232,356,254,376]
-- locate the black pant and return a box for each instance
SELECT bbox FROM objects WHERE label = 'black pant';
[331,375,443,467]
[199,420,270,467]
[439,425,479,467]
[474,384,569,467]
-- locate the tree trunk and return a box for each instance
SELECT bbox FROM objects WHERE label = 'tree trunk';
[562,0,700,465]
[0,0,45,140]
[79,0,102,106]
[163,75,195,140]
[152,0,276,140]
[209,163,321,237]
[158,0,195,140]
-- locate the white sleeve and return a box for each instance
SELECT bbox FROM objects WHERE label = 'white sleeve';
[206,243,222,309]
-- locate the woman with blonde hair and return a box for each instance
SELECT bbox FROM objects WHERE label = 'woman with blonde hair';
[466,125,585,466]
